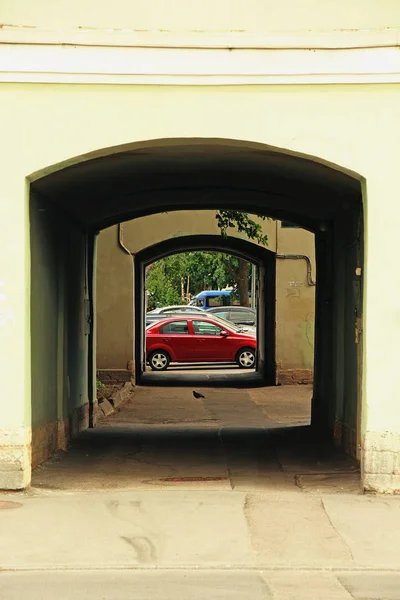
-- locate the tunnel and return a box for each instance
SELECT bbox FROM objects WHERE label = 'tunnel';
[29,138,363,472]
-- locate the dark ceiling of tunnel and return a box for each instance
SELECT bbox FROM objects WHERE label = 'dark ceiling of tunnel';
[31,140,361,232]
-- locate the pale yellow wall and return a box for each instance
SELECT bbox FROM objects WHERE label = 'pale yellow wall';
[96,226,135,369]
[0,82,399,433]
[97,212,315,372]
[121,210,277,252]
[2,0,399,31]
[0,175,29,429]
[276,226,316,371]
[1,79,400,489]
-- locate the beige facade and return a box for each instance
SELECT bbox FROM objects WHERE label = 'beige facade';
[1,1,400,493]
[96,212,315,382]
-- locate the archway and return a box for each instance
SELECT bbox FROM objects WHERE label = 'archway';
[29,137,363,473]
[134,234,276,385]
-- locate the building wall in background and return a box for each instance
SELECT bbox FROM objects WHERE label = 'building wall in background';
[96,212,315,383]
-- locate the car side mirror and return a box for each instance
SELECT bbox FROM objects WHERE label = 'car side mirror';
[220,330,229,337]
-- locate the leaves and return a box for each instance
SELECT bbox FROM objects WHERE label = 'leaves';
[146,212,267,310]
[215,210,269,246]
[146,251,249,310]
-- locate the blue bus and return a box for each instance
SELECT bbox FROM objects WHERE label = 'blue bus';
[189,290,236,310]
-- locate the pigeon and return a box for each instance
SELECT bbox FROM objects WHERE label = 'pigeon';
[193,390,205,399]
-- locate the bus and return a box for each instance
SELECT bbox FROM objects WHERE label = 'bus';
[189,290,238,310]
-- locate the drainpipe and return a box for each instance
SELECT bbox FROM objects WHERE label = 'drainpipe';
[117,223,137,375]
[276,254,316,286]
[118,223,135,256]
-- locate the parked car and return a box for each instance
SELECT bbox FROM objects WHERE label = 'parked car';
[146,316,257,371]
[207,306,257,327]
[146,305,206,328]
[148,305,206,315]
[146,312,193,327]
[146,308,255,333]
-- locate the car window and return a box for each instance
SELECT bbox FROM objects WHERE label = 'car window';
[209,314,241,332]
[231,310,255,321]
[160,320,189,334]
[206,295,225,307]
[211,309,229,319]
[192,320,223,336]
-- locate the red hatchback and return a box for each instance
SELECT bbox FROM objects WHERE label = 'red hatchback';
[146,316,257,371]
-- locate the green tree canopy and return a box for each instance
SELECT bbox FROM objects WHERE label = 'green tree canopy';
[146,211,270,310]
[216,210,268,246]
[146,251,252,310]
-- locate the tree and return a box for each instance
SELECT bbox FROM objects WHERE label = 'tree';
[215,210,268,246]
[146,256,183,309]
[215,210,269,306]
[220,255,251,306]
[146,251,249,310]
[146,211,269,309]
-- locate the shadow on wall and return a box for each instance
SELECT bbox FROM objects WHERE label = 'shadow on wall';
[30,193,90,468]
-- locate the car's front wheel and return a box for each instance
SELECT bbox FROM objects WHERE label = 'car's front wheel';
[236,347,256,369]
[148,350,170,371]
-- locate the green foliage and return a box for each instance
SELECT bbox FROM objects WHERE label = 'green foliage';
[146,258,182,309]
[216,210,268,246]
[146,212,269,310]
[96,380,106,393]
[146,251,249,310]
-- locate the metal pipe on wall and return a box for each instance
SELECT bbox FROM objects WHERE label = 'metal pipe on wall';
[276,254,316,286]
[118,223,135,256]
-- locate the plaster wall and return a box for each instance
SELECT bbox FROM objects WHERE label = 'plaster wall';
[96,226,134,370]
[0,81,399,489]
[276,225,316,376]
[96,213,315,378]
[1,0,399,32]
[29,194,89,470]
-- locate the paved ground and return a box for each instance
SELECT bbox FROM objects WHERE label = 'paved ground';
[32,384,359,493]
[141,364,262,386]
[2,384,400,598]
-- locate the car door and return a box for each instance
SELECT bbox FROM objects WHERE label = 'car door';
[158,320,191,361]
[191,319,233,361]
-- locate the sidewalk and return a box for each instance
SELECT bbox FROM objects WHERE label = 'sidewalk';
[1,384,399,598]
[1,488,400,598]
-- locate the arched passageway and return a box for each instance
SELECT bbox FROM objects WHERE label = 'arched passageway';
[29,138,363,473]
[134,234,276,385]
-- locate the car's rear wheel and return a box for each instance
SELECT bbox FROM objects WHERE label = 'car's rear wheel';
[148,350,170,371]
[236,347,256,369]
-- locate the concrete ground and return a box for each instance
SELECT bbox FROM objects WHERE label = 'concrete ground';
[141,363,262,386]
[2,383,400,599]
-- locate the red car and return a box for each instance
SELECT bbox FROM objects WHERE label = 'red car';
[146,316,256,371]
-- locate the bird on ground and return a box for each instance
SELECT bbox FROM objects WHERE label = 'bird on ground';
[193,390,205,399]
